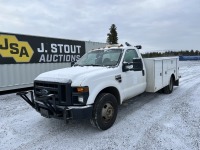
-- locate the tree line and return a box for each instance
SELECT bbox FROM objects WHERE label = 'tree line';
[142,50,200,58]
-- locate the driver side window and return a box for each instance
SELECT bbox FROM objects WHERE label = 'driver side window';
[123,49,139,63]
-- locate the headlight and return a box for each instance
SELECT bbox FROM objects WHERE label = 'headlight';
[78,96,84,103]
[72,86,89,105]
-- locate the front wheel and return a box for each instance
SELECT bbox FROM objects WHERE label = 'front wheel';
[90,93,118,130]
[163,76,174,94]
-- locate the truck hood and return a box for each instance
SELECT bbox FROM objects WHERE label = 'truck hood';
[34,66,111,85]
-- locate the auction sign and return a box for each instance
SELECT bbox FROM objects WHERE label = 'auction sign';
[0,32,85,64]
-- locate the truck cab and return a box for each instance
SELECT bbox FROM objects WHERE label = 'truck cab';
[17,43,179,130]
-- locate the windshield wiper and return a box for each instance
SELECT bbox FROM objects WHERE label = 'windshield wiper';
[84,64,101,66]
[73,64,83,67]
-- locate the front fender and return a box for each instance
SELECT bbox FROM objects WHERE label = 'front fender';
[86,80,123,105]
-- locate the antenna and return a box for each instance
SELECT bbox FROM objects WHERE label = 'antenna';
[134,45,142,49]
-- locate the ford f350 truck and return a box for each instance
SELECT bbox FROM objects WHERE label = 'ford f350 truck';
[17,43,180,130]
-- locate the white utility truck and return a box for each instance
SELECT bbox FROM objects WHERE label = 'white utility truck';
[17,43,180,130]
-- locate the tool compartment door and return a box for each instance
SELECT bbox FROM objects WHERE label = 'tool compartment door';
[163,58,177,87]
[154,60,163,91]
[144,58,163,92]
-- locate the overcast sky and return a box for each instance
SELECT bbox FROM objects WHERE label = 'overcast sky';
[0,0,199,51]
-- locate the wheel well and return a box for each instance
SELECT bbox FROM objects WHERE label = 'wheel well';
[98,87,121,105]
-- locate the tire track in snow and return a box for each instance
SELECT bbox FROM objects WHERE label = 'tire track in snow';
[114,62,200,149]
[132,71,200,150]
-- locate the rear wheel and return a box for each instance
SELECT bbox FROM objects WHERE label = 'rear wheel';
[163,76,174,94]
[90,93,118,130]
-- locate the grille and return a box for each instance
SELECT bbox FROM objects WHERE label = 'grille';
[34,81,71,106]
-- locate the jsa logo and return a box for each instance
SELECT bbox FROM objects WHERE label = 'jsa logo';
[0,35,34,62]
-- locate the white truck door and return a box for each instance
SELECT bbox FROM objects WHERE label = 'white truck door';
[121,49,145,100]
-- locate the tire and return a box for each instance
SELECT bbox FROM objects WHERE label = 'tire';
[90,93,118,130]
[163,76,174,94]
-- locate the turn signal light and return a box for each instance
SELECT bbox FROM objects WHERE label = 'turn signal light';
[77,87,89,93]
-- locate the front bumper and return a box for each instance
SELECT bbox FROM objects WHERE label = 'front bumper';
[17,91,93,120]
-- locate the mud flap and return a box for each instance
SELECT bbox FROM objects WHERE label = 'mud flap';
[174,79,179,86]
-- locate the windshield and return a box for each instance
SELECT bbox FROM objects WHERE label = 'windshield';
[75,49,122,67]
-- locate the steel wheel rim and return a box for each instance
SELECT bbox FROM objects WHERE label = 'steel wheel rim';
[101,102,114,123]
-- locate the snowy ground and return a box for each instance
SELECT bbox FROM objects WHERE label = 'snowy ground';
[0,61,200,150]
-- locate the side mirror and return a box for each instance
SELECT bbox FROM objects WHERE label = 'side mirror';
[133,58,143,71]
[122,59,143,72]
[122,62,133,72]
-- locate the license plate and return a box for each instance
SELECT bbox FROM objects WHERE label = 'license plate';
[40,108,50,118]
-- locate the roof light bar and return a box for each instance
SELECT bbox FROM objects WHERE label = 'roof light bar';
[106,44,123,48]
